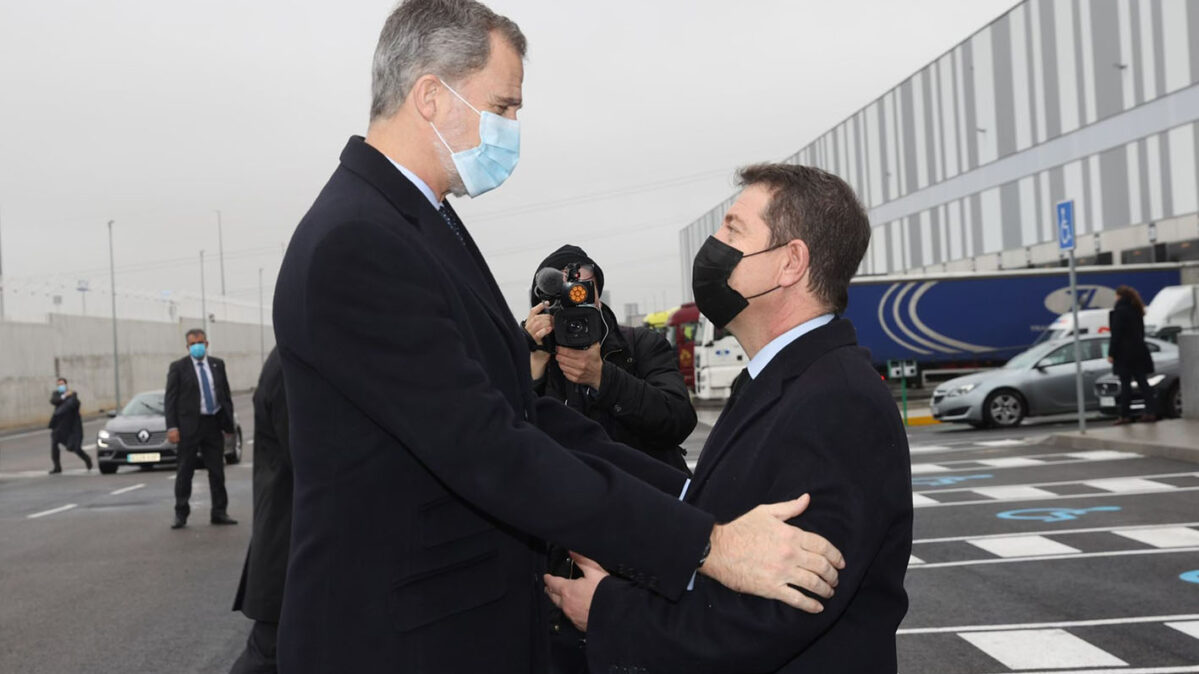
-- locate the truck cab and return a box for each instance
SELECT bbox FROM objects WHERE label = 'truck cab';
[1033,308,1110,344]
[693,316,748,400]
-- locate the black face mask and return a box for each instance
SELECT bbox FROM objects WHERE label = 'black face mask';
[691,236,783,328]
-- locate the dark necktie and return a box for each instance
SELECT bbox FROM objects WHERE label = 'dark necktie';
[198,362,217,415]
[438,204,467,246]
[724,367,752,413]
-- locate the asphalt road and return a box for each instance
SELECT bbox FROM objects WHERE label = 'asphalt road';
[0,393,256,674]
[3,399,1197,673]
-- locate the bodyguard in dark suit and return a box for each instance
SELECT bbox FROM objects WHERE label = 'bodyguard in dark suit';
[164,328,237,528]
[1109,285,1158,423]
[272,2,844,672]
[548,165,913,673]
[48,377,92,473]
[231,347,290,673]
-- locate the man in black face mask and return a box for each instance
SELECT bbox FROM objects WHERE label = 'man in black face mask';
[545,164,913,673]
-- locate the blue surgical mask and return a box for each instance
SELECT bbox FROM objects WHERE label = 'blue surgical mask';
[430,79,520,198]
[189,343,207,360]
[56,384,67,394]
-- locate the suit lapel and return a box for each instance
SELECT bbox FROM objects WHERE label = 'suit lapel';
[687,319,861,500]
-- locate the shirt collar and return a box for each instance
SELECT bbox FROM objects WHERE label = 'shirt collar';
[385,157,442,210]
[746,314,835,379]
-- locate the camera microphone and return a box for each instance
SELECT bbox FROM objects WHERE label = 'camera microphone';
[534,267,564,298]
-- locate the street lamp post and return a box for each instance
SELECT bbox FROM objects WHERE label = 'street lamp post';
[200,250,208,336]
[216,210,226,296]
[107,220,121,410]
[258,267,265,364]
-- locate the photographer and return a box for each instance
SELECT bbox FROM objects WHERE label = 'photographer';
[525,245,698,673]
[524,245,696,472]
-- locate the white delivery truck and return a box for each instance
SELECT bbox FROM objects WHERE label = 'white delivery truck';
[1145,284,1199,341]
[692,316,748,401]
[1033,308,1111,344]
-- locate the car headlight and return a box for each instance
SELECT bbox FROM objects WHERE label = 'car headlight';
[98,429,110,440]
[947,383,978,397]
[1147,374,1166,387]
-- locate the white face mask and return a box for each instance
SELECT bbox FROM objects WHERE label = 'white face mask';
[430,79,521,197]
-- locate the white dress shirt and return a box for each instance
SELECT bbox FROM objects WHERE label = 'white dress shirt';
[746,314,835,380]
[192,357,221,415]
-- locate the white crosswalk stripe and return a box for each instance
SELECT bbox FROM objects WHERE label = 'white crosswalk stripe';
[1085,477,1178,494]
[966,534,1080,558]
[959,628,1128,669]
[1113,526,1199,549]
[970,485,1059,500]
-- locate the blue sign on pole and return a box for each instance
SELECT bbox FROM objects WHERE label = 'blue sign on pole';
[1057,200,1076,251]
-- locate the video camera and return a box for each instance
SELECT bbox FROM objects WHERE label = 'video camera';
[532,263,604,351]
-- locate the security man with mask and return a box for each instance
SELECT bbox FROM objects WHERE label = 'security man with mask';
[524,245,697,672]
[165,328,237,529]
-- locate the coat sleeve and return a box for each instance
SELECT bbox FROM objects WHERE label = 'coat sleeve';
[303,221,713,600]
[585,378,911,673]
[164,361,180,431]
[591,328,698,446]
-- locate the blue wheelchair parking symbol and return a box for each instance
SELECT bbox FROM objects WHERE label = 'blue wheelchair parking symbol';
[912,474,993,487]
[1181,570,1199,585]
[996,506,1122,522]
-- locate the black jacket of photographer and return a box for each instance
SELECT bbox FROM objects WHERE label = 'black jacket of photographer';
[533,304,695,473]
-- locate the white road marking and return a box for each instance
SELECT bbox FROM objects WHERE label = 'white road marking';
[109,483,146,496]
[27,504,78,519]
[975,439,1027,447]
[909,444,956,455]
[975,456,1046,468]
[910,450,1140,475]
[82,443,96,451]
[908,555,925,565]
[967,534,1080,558]
[906,546,1199,569]
[911,463,953,474]
[1113,526,1199,549]
[912,493,940,506]
[1065,450,1141,461]
[994,667,1199,673]
[1085,477,1178,494]
[1166,621,1199,640]
[959,628,1127,669]
[970,485,1059,501]
[914,521,1199,545]
[898,613,1199,635]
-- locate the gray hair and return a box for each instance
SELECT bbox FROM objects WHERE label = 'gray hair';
[370,0,527,121]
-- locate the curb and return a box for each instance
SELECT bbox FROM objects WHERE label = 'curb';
[1041,420,1199,465]
[904,415,941,427]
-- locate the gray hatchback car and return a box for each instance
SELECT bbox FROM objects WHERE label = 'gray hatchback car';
[931,336,1177,429]
[95,390,243,474]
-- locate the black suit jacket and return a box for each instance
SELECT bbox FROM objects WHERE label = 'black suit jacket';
[271,136,714,673]
[164,355,235,441]
[1109,299,1154,376]
[586,319,913,673]
[233,347,291,622]
[48,391,84,447]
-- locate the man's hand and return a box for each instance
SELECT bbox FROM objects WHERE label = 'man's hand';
[167,428,180,444]
[524,302,554,345]
[556,343,603,390]
[544,553,609,632]
[700,494,845,613]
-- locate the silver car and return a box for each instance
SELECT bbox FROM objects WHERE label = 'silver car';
[95,390,243,474]
[930,336,1178,429]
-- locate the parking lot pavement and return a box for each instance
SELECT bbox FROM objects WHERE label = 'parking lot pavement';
[899,421,1199,673]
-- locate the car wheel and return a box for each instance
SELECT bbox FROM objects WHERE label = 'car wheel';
[1166,383,1182,418]
[983,390,1026,428]
[98,462,118,475]
[225,429,243,465]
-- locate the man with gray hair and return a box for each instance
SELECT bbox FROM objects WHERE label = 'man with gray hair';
[273,2,845,671]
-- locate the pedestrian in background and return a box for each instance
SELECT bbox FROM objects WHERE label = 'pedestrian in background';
[164,328,238,528]
[231,347,291,674]
[48,377,92,473]
[1108,285,1158,424]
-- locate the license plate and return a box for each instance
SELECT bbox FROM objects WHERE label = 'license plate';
[127,452,161,463]
[1100,396,1115,407]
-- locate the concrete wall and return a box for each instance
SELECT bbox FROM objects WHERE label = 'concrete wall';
[1181,334,1199,420]
[0,314,274,430]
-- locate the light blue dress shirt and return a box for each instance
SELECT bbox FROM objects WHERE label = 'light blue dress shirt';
[385,157,441,210]
[746,314,835,380]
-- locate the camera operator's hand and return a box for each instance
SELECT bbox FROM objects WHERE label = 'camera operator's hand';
[525,302,553,381]
[556,343,604,390]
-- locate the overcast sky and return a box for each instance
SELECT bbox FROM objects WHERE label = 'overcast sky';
[0,0,1017,321]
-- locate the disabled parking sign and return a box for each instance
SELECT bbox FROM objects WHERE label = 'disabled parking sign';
[996,506,1120,522]
[1057,200,1075,251]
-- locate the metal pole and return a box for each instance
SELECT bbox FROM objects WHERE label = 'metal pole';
[108,220,121,410]
[0,205,5,321]
[200,250,208,336]
[216,210,226,297]
[1069,248,1086,434]
[258,267,265,364]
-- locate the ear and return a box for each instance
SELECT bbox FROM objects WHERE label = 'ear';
[410,74,443,123]
[777,239,810,288]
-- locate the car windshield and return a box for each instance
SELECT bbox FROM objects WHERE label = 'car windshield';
[1004,343,1057,369]
[1033,328,1069,344]
[121,393,164,416]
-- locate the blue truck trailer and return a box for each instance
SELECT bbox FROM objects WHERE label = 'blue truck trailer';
[842,263,1192,368]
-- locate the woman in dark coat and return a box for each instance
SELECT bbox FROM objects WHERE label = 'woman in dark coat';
[48,377,93,473]
[1108,286,1157,424]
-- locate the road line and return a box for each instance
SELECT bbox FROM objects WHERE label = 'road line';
[82,443,96,451]
[914,521,1199,544]
[975,439,1027,447]
[915,485,1199,508]
[897,613,1199,635]
[917,470,1199,496]
[1168,621,1199,640]
[983,666,1199,674]
[910,450,1140,475]
[906,546,1199,569]
[27,504,78,519]
[960,628,1127,669]
[1085,477,1179,494]
[971,485,1059,500]
[109,483,145,496]
[966,534,1080,558]
[1113,526,1199,548]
